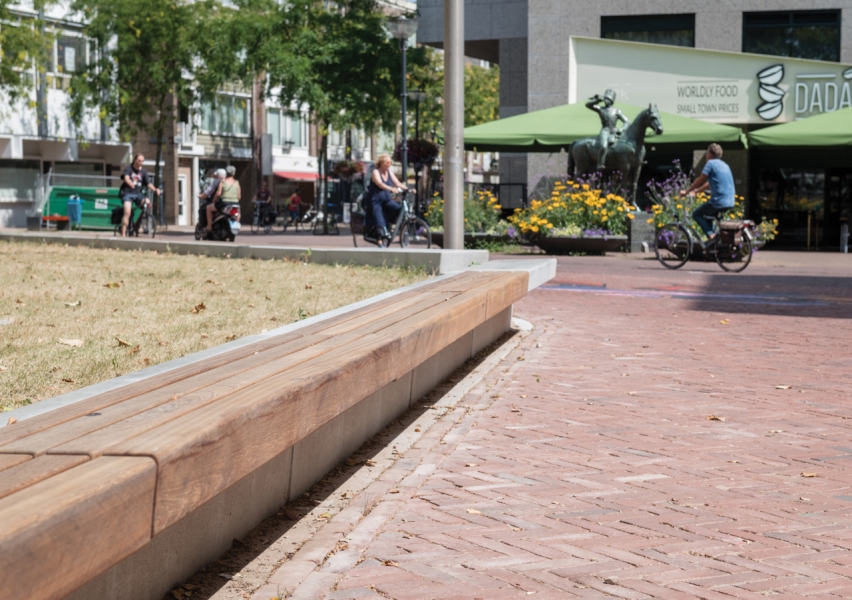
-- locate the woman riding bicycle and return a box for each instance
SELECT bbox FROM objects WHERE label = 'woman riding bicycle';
[363,154,408,242]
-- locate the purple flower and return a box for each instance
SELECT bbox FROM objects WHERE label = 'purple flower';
[507,226,517,239]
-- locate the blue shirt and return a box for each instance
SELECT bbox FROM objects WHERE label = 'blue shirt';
[702,159,735,208]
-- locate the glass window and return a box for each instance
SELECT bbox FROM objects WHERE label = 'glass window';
[56,36,86,74]
[0,160,40,202]
[289,114,303,147]
[601,14,694,48]
[232,97,249,135]
[743,11,840,62]
[201,100,216,132]
[267,109,281,146]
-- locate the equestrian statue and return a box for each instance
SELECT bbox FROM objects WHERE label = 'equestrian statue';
[567,89,664,206]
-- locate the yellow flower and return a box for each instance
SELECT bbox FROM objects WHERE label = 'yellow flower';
[531,225,539,233]
[626,213,635,220]
[602,216,608,222]
[547,223,554,229]
[647,218,654,224]
[676,204,683,209]
[582,184,590,191]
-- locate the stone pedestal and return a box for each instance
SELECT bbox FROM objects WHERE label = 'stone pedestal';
[627,215,656,253]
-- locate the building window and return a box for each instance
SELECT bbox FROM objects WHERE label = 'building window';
[601,14,694,48]
[200,95,251,136]
[743,11,840,62]
[266,108,306,147]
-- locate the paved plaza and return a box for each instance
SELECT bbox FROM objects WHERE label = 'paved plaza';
[213,251,850,600]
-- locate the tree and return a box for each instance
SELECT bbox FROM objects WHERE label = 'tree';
[68,0,204,211]
[266,0,401,231]
[464,62,499,127]
[0,0,51,101]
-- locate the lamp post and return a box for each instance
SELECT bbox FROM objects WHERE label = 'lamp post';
[407,90,428,214]
[444,0,464,249]
[387,16,418,191]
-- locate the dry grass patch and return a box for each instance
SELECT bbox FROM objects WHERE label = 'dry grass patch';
[0,241,429,410]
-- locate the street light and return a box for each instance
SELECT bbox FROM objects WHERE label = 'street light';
[407,90,428,214]
[388,16,418,190]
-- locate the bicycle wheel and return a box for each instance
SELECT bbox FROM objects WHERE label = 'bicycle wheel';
[251,214,261,234]
[715,234,753,273]
[400,217,431,249]
[654,224,691,269]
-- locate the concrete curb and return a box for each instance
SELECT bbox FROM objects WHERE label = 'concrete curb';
[0,231,488,274]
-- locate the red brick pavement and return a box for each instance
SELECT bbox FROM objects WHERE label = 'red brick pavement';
[256,254,852,599]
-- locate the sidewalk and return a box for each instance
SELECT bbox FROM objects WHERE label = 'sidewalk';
[176,252,852,600]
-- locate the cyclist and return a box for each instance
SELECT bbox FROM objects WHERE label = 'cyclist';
[363,154,408,244]
[683,143,735,245]
[253,180,274,227]
[119,153,161,237]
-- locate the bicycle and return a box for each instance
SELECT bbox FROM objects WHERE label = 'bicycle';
[654,208,755,273]
[250,202,276,235]
[350,191,431,248]
[112,191,156,238]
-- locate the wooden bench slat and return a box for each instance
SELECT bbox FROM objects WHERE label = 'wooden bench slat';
[0,454,30,473]
[0,279,467,452]
[10,291,460,458]
[0,282,466,456]
[104,272,527,533]
[0,455,89,501]
[0,456,156,600]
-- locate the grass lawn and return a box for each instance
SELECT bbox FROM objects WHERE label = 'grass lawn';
[0,241,429,411]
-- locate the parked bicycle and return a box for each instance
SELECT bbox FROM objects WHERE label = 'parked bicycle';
[350,191,431,248]
[654,209,755,272]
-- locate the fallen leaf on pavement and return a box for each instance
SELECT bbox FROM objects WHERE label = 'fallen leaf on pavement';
[190,302,207,314]
[61,377,75,383]
[466,509,481,515]
[511,408,521,413]
[719,319,730,325]
[707,415,726,421]
[103,282,121,288]
[801,472,818,478]
[382,560,398,567]
[283,509,299,520]
[344,458,360,467]
[770,429,783,433]
[58,339,84,347]
[364,459,376,466]
[519,395,527,399]
[800,497,811,502]
[465,463,477,467]
[305,284,312,289]
[127,345,141,355]
[7,417,17,425]
[217,573,233,580]
[115,337,130,347]
[389,489,400,494]
[776,385,792,390]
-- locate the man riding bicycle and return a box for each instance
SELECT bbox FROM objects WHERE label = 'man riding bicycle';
[119,153,161,237]
[683,143,735,245]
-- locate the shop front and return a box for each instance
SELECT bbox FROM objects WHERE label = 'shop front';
[565,37,852,249]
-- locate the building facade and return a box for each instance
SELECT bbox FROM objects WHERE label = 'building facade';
[418,1,852,247]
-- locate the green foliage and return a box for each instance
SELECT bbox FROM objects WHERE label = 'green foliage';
[424,189,504,234]
[0,0,52,100]
[464,62,499,128]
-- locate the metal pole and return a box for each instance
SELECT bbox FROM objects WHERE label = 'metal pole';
[443,0,464,249]
[400,38,408,190]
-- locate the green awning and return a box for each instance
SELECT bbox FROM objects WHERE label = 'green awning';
[464,102,748,152]
[748,106,852,147]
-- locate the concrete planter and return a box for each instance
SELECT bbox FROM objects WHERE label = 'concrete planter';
[533,235,627,255]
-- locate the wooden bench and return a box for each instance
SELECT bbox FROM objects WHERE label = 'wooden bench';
[0,268,540,600]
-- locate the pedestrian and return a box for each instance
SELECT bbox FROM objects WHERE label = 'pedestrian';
[287,190,308,229]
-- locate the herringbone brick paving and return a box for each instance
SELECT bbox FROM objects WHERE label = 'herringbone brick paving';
[264,254,852,599]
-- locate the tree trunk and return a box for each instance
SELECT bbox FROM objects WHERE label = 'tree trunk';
[319,123,329,234]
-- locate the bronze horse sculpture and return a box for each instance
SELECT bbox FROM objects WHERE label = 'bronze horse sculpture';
[567,104,663,206]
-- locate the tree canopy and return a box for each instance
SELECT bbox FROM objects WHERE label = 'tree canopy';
[0,0,52,100]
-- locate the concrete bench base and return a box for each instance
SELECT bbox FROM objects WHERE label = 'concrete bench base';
[66,307,512,600]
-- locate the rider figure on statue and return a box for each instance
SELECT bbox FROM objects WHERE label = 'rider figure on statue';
[585,89,630,170]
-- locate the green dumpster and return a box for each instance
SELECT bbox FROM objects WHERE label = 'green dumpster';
[46,186,123,230]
